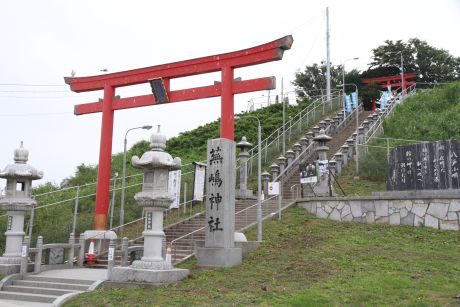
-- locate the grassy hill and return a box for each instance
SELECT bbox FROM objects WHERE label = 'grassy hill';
[66,207,460,306]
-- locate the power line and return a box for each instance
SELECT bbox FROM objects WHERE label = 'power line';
[0,90,69,93]
[0,83,66,87]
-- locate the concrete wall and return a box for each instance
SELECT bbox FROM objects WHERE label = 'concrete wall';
[298,195,460,231]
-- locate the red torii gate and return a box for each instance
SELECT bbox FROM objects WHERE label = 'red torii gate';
[65,35,293,230]
[362,72,417,93]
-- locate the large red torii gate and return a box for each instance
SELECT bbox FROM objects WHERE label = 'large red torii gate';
[65,35,293,230]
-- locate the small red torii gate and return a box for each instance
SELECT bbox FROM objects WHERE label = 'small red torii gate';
[65,35,293,230]
[362,72,417,93]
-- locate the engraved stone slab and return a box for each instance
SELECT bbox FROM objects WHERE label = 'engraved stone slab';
[205,138,236,249]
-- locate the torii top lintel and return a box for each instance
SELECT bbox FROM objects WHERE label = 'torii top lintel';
[65,35,293,92]
[65,35,293,231]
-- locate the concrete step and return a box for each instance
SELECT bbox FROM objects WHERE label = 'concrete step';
[3,285,78,296]
[24,275,95,285]
[0,291,58,304]
[13,280,89,291]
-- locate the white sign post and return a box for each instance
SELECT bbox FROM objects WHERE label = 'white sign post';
[168,170,181,209]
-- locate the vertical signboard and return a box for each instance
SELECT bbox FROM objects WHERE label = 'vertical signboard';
[168,170,181,209]
[192,162,206,201]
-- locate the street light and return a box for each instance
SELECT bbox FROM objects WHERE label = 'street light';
[120,125,153,236]
[235,115,262,242]
[337,83,359,176]
[340,58,359,120]
[399,52,405,98]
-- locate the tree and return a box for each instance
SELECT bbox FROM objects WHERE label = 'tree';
[292,62,343,98]
[366,38,460,84]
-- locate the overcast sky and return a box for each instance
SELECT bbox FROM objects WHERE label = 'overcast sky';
[0,0,459,186]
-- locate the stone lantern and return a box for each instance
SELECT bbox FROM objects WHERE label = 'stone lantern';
[110,127,188,283]
[0,142,43,274]
[235,136,254,199]
[313,130,333,196]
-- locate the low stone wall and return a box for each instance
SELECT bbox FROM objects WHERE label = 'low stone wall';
[298,194,460,231]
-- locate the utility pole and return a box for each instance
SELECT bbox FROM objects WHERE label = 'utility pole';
[326,7,331,103]
[400,53,404,98]
[282,77,285,154]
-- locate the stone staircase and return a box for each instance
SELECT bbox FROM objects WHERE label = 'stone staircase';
[0,270,103,306]
[281,111,372,199]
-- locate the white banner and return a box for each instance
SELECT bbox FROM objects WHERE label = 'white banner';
[168,170,181,209]
[193,162,206,201]
[268,182,280,195]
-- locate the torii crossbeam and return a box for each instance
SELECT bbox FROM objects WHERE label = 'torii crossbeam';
[65,35,293,230]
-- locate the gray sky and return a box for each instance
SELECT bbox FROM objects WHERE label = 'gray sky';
[1,0,459,185]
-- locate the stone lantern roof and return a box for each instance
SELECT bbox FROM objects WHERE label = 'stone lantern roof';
[236,136,252,150]
[313,129,332,143]
[0,142,43,180]
[131,126,181,171]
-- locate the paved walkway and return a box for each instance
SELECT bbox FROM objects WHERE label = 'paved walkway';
[37,268,108,280]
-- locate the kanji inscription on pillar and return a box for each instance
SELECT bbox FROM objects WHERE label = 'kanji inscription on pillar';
[205,138,236,248]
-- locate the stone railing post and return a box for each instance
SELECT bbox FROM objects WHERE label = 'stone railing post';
[318,120,327,131]
[20,236,29,275]
[285,149,295,166]
[334,153,343,175]
[346,138,355,160]
[306,132,314,146]
[68,233,75,268]
[312,125,320,137]
[299,137,308,151]
[121,237,129,267]
[34,236,43,273]
[293,143,302,159]
[341,145,349,167]
[358,126,365,145]
[261,171,271,195]
[78,233,85,267]
[270,163,280,180]
[277,155,287,174]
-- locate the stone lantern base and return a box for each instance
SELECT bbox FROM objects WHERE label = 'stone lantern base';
[0,258,22,275]
[109,266,189,284]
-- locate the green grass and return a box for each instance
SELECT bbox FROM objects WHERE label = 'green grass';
[333,160,386,196]
[65,207,460,306]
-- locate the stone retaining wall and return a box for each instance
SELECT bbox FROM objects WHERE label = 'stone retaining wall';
[298,195,460,231]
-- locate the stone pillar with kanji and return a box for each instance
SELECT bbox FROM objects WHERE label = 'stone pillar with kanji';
[0,142,43,275]
[196,138,242,268]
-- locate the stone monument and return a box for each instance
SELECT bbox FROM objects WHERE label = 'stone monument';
[235,136,254,199]
[196,138,242,267]
[0,142,43,275]
[110,126,188,283]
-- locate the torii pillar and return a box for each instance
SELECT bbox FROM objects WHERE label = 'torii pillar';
[65,36,293,231]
